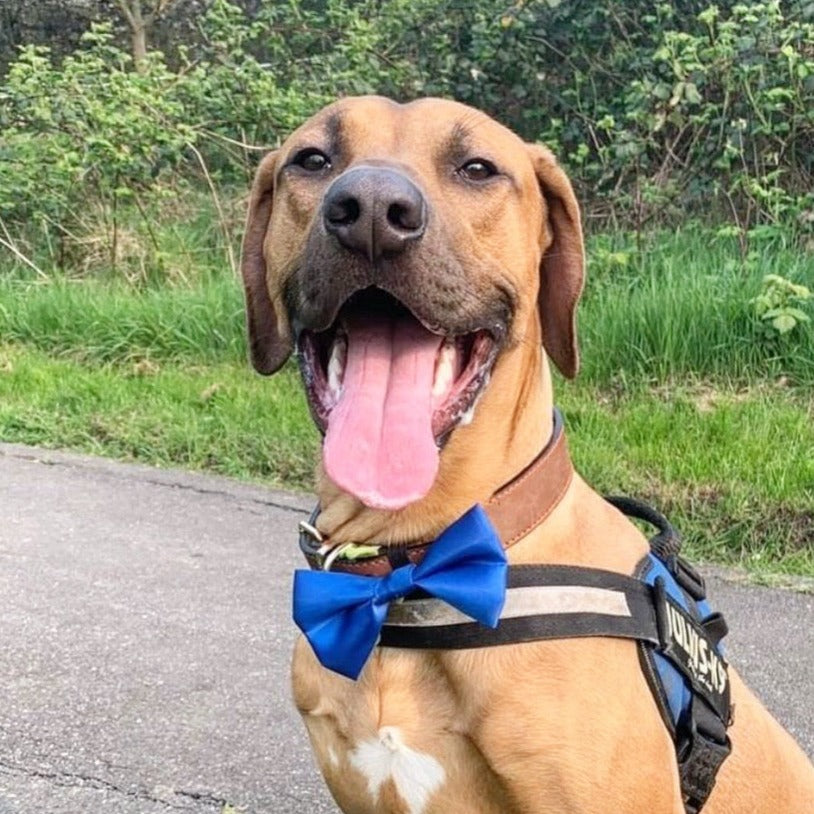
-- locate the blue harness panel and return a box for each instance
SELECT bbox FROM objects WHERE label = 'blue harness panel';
[642,553,698,728]
[607,496,733,814]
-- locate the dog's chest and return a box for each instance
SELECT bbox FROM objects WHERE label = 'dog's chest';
[292,641,519,813]
[292,637,671,813]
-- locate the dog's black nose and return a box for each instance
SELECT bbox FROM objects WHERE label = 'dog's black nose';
[323,166,426,261]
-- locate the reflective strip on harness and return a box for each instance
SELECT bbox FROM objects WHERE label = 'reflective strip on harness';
[379,564,661,649]
[379,563,730,728]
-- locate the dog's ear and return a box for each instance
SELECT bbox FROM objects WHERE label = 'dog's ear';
[526,143,585,379]
[240,150,293,375]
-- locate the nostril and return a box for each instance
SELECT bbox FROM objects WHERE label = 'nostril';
[326,196,360,227]
[387,201,424,232]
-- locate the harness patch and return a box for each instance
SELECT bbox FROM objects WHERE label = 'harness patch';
[654,585,731,721]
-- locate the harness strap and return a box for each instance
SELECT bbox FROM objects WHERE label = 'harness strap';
[377,547,733,814]
[380,565,659,649]
[679,697,732,813]
[379,563,730,727]
[623,497,732,814]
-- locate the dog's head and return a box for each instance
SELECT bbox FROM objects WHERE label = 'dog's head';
[242,96,583,512]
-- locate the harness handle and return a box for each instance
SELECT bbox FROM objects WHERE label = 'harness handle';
[604,495,682,559]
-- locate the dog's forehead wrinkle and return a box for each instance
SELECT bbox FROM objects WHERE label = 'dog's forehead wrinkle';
[325,110,346,157]
[458,107,517,144]
[436,120,475,168]
[461,109,502,142]
[436,113,504,162]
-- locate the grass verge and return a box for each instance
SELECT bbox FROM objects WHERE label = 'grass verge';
[580,228,814,385]
[1,344,811,576]
[0,345,315,487]
[1,227,813,381]
[0,273,244,363]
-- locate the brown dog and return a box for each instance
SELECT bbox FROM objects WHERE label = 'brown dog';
[241,97,814,813]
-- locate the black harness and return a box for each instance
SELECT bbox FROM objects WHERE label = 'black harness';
[379,499,732,812]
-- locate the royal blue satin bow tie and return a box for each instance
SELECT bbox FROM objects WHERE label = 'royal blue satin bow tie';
[292,505,507,679]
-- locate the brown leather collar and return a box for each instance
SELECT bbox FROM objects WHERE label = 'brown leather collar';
[300,410,573,576]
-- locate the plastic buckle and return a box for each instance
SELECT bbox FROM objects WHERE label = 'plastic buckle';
[677,698,731,813]
[668,554,707,602]
[652,576,671,649]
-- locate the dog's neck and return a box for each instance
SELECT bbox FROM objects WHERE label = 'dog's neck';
[315,342,557,547]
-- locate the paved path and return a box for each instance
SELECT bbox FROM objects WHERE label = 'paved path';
[0,444,811,813]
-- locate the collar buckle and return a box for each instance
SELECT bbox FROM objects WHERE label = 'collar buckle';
[299,515,332,569]
[298,519,323,544]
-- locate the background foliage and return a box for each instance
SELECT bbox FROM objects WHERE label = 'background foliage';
[2,0,814,271]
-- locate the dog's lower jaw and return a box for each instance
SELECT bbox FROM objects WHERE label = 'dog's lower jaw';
[313,337,555,547]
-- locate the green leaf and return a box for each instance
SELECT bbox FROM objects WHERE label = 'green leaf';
[684,82,702,104]
[772,314,797,334]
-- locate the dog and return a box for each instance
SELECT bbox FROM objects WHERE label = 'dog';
[240,96,814,813]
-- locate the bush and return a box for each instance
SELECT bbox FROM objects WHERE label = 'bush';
[0,25,193,272]
[2,1,814,277]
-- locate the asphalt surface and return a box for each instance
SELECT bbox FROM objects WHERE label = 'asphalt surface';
[0,443,812,814]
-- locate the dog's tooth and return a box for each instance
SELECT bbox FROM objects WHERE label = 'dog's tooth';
[459,373,489,426]
[432,339,456,398]
[459,404,476,426]
[328,332,347,396]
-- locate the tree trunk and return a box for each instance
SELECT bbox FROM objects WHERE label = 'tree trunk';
[116,0,153,72]
[131,24,148,71]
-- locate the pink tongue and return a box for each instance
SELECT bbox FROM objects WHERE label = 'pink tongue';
[323,313,444,509]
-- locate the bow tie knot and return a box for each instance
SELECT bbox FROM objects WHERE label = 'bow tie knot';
[374,564,417,605]
[292,505,507,679]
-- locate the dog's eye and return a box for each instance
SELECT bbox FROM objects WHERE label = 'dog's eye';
[293,149,331,172]
[459,159,498,182]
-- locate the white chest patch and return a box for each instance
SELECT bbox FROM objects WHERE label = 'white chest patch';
[349,726,445,814]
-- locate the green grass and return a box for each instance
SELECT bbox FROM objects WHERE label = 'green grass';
[580,228,814,385]
[0,345,317,488]
[0,224,812,575]
[0,273,245,363]
[558,381,813,576]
